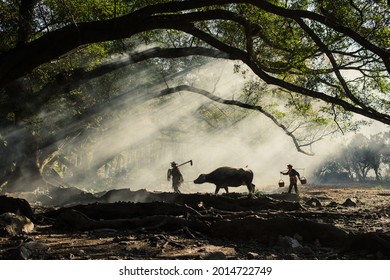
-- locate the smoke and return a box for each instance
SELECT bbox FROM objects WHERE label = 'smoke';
[4,48,387,199]
[78,58,339,193]
[65,57,323,194]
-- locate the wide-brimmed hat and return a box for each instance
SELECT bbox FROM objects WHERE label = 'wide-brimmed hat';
[171,161,177,166]
[287,164,293,167]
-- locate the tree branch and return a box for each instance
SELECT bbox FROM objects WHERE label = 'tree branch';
[134,0,390,71]
[294,18,375,113]
[0,1,389,124]
[160,85,315,156]
[17,47,232,116]
[174,23,390,124]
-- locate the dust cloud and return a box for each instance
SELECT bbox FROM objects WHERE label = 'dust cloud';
[12,51,385,196]
[65,57,339,195]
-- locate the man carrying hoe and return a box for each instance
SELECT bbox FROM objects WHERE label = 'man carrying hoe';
[167,161,183,193]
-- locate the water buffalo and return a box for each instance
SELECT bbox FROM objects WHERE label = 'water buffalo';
[193,166,255,194]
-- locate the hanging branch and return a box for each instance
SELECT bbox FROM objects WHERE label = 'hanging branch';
[160,85,315,156]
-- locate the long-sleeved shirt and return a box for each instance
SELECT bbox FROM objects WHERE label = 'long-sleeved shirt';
[282,169,300,181]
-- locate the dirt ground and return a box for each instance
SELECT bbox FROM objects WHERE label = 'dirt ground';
[1,185,390,260]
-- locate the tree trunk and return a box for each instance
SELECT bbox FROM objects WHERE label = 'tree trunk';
[17,0,37,45]
[1,124,46,193]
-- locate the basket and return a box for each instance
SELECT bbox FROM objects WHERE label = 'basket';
[301,177,307,184]
[278,179,285,187]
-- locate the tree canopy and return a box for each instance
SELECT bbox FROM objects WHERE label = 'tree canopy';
[0,0,389,191]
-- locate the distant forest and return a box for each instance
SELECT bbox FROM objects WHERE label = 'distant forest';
[313,132,390,184]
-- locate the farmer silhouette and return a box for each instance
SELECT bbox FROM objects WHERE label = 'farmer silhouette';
[167,161,183,193]
[280,164,302,194]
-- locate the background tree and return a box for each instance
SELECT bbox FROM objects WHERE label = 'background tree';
[313,131,390,184]
[382,131,390,179]
[313,157,352,184]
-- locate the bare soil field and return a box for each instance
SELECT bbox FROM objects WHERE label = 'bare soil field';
[1,185,390,260]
